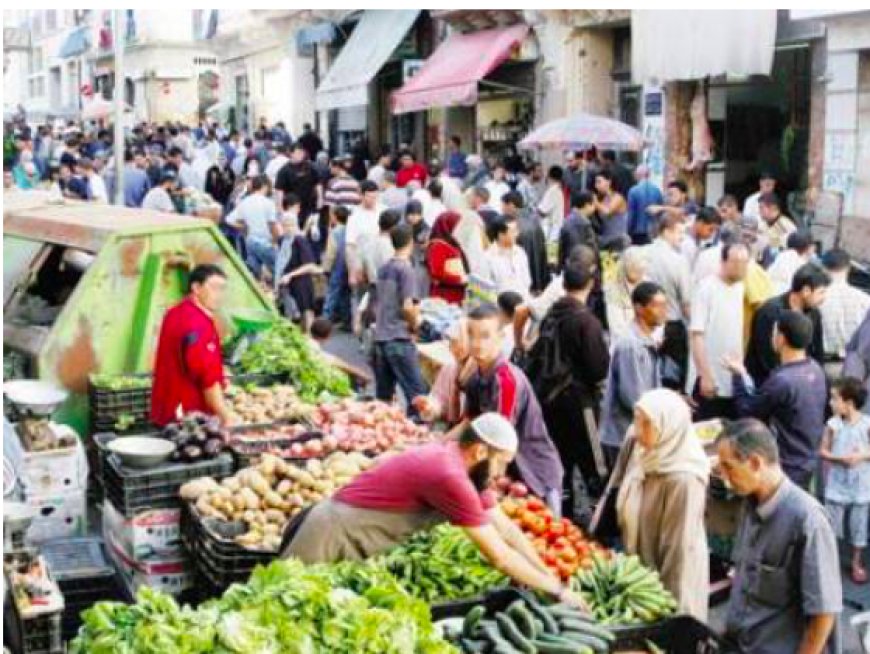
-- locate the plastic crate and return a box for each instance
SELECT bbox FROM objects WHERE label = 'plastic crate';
[613,616,723,653]
[102,449,235,518]
[3,606,63,654]
[429,587,520,621]
[40,537,130,642]
[88,374,153,435]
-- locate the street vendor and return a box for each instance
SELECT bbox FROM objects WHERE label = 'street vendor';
[452,303,565,514]
[282,413,587,609]
[150,264,235,427]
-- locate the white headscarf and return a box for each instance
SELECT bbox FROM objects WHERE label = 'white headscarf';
[616,388,709,553]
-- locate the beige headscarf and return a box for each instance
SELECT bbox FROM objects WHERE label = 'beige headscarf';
[616,388,710,553]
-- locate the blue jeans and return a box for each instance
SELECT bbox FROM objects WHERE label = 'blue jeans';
[372,340,428,416]
[245,238,276,280]
[324,274,351,327]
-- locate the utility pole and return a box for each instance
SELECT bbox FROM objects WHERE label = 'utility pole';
[113,9,126,205]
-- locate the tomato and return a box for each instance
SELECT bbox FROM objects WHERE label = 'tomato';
[525,497,545,513]
[556,560,574,579]
[542,552,558,566]
[557,546,578,564]
[501,499,519,518]
[531,517,550,537]
[547,522,566,541]
[533,538,548,554]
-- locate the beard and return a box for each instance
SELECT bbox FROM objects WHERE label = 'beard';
[468,460,495,492]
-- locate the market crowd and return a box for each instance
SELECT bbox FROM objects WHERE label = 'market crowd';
[8,114,870,653]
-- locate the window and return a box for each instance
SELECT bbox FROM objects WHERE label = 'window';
[46,10,57,32]
[611,26,631,81]
[28,47,43,75]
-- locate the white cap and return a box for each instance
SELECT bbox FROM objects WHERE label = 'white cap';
[471,413,518,453]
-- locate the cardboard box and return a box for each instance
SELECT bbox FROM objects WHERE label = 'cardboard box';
[26,490,87,544]
[18,428,88,497]
[101,501,182,562]
[105,533,192,596]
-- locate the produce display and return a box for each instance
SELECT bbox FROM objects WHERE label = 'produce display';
[501,495,606,581]
[89,373,152,391]
[160,412,229,463]
[237,321,352,402]
[181,452,373,551]
[444,591,616,654]
[378,524,508,603]
[309,399,435,455]
[71,560,456,654]
[229,423,331,461]
[571,553,677,625]
[225,383,313,425]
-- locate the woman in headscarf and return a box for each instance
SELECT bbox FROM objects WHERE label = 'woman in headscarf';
[427,211,469,305]
[604,246,649,343]
[616,388,709,620]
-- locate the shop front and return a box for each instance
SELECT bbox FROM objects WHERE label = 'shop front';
[391,18,539,164]
[315,10,430,158]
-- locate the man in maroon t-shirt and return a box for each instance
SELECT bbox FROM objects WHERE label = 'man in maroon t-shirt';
[150,264,234,427]
[282,413,587,609]
[395,151,428,189]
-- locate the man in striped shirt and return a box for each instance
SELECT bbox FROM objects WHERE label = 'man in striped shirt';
[324,156,361,207]
[821,249,870,375]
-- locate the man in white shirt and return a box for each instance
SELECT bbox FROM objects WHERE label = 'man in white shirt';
[484,163,511,209]
[682,206,722,286]
[226,174,279,279]
[264,143,290,186]
[424,179,448,227]
[366,152,391,187]
[742,171,776,223]
[821,249,870,368]
[346,181,386,331]
[80,158,108,203]
[690,242,750,419]
[537,166,565,243]
[767,231,815,294]
[436,164,466,212]
[141,169,179,213]
[482,214,532,298]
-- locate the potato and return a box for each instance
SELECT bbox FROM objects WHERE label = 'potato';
[196,495,228,521]
[263,490,285,509]
[258,454,280,479]
[262,523,281,536]
[286,493,304,508]
[232,494,247,513]
[239,470,271,496]
[262,534,282,551]
[239,487,261,511]
[180,477,220,501]
[221,477,242,493]
[235,531,262,547]
[264,509,286,524]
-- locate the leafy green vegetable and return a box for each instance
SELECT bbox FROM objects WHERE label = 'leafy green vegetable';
[236,321,352,403]
[90,373,152,391]
[70,560,457,654]
[376,524,508,603]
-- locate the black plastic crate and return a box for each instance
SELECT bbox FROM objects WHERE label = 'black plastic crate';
[40,537,131,641]
[3,596,63,654]
[430,587,520,621]
[88,374,153,435]
[613,616,723,653]
[103,449,234,518]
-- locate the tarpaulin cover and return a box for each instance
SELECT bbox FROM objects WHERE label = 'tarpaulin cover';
[315,9,419,111]
[391,23,529,115]
[631,10,777,83]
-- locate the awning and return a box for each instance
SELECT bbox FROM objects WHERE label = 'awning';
[631,10,777,84]
[58,25,91,59]
[391,24,529,115]
[315,9,419,111]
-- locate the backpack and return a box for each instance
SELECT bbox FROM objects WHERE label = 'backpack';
[521,309,574,406]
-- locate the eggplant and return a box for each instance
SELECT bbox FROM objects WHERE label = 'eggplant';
[191,426,209,444]
[203,438,223,459]
[169,449,183,463]
[182,445,202,462]
[162,424,181,439]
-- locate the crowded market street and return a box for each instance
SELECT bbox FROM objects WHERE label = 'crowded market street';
[3,6,870,654]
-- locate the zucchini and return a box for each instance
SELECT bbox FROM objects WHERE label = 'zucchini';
[507,600,538,639]
[495,613,537,654]
[557,620,615,643]
[464,605,487,638]
[459,638,489,653]
[531,638,591,654]
[480,621,517,652]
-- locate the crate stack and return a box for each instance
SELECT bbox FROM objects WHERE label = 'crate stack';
[180,502,277,598]
[87,375,153,436]
[3,551,65,654]
[97,433,234,598]
[40,538,129,642]
[18,426,88,546]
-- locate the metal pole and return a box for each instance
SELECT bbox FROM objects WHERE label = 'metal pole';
[113,9,126,205]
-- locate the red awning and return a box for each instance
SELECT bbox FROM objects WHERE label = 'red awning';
[391,23,530,115]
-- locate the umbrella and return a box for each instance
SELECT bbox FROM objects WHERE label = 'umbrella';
[518,113,646,152]
[81,98,131,122]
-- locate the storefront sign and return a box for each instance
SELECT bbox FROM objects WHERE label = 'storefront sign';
[403,59,424,83]
[644,91,662,116]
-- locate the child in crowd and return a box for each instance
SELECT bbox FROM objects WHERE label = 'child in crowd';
[497,291,523,358]
[404,199,430,297]
[820,377,870,583]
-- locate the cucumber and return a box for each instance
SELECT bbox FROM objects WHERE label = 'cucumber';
[557,620,616,643]
[547,605,594,621]
[495,613,537,654]
[459,638,489,653]
[463,605,487,638]
[531,638,591,654]
[480,621,517,652]
[507,600,538,639]
[515,590,560,635]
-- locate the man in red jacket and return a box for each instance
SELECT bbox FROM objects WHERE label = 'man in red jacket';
[395,151,428,188]
[150,264,235,426]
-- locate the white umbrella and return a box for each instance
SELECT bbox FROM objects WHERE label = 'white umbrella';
[518,113,646,152]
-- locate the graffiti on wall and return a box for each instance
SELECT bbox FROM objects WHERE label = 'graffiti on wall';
[642,88,665,189]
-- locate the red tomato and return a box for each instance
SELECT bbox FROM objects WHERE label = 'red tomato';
[525,497,545,513]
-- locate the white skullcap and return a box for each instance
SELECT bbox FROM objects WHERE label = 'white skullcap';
[471,413,518,453]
